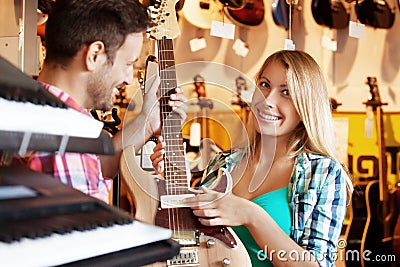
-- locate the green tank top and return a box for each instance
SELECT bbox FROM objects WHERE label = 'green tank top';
[232,186,291,266]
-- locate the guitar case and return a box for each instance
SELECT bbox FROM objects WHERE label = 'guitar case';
[357,0,395,29]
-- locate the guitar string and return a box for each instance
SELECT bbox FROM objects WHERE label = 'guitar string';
[160,38,183,242]
[159,38,173,239]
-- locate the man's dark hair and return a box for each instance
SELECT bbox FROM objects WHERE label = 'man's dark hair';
[45,0,150,65]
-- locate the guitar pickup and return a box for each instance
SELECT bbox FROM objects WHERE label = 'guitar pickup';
[160,194,195,209]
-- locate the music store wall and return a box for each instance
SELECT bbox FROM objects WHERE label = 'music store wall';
[158,0,400,186]
[132,0,400,186]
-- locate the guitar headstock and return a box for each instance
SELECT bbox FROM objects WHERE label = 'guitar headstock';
[147,0,181,40]
[193,74,206,98]
[235,76,248,96]
[285,0,299,5]
[364,76,387,110]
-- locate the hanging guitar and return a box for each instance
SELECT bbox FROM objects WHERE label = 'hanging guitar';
[120,1,250,266]
[186,74,223,187]
[271,0,302,30]
[231,76,251,125]
[345,77,396,267]
[221,0,265,27]
[357,0,396,29]
[311,0,350,29]
[181,0,225,29]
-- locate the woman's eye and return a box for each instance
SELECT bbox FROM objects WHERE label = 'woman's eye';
[282,89,290,96]
[259,81,270,89]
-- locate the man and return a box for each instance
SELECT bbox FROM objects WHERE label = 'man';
[12,0,186,203]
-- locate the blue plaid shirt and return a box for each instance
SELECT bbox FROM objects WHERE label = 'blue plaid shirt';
[203,150,348,267]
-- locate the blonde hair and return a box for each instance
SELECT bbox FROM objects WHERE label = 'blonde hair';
[249,50,353,199]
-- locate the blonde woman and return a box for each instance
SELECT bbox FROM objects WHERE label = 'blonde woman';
[151,50,353,266]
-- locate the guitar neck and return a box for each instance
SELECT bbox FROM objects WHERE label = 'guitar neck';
[376,106,388,203]
[158,38,188,192]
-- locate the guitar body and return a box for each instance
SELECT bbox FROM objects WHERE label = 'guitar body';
[346,181,396,267]
[345,182,369,267]
[181,0,222,29]
[311,0,349,29]
[224,0,265,27]
[271,0,289,29]
[357,0,395,29]
[120,146,251,267]
[360,181,391,266]
[393,184,400,260]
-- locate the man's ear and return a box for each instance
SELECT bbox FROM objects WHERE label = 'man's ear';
[85,41,106,71]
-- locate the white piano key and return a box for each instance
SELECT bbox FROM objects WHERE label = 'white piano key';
[0,220,171,267]
[0,98,103,138]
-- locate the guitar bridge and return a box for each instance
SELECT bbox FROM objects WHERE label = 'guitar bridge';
[167,248,199,266]
[172,230,200,246]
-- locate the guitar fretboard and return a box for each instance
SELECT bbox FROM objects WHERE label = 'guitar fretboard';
[158,38,188,194]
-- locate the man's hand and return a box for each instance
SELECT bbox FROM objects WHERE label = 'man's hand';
[141,73,187,137]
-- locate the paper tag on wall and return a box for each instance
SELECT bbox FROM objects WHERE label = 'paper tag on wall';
[284,39,295,50]
[232,39,249,57]
[210,20,235,40]
[321,36,337,51]
[349,21,365,39]
[364,106,374,138]
[189,37,207,52]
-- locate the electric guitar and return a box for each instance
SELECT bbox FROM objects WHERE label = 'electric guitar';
[231,76,251,125]
[271,0,301,31]
[345,77,396,267]
[120,1,250,266]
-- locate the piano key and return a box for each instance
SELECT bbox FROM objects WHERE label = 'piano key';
[0,97,103,138]
[0,220,172,267]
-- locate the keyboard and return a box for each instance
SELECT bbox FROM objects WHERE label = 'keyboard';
[0,166,174,266]
[0,220,171,267]
[0,97,103,138]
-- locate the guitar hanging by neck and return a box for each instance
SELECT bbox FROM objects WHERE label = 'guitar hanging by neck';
[363,76,391,238]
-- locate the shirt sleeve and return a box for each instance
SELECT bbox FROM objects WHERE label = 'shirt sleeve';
[294,160,348,267]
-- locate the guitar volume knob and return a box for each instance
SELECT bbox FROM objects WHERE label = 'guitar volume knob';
[222,258,231,266]
[206,239,215,248]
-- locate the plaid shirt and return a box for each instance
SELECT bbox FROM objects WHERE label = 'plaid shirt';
[204,150,348,267]
[11,83,111,203]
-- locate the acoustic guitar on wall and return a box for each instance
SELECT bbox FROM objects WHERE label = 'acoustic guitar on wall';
[221,0,265,27]
[345,77,397,267]
[181,0,224,29]
[311,0,350,29]
[357,0,396,29]
[120,1,251,266]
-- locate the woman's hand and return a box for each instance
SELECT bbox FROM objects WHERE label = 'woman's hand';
[183,186,253,227]
[150,136,166,174]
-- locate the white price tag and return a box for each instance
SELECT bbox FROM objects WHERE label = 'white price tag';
[349,21,365,39]
[321,36,337,51]
[232,39,249,57]
[284,39,295,50]
[189,37,207,52]
[210,20,235,40]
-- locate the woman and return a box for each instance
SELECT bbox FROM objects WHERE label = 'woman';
[150,50,353,266]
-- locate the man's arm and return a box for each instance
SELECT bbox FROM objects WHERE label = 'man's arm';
[99,74,186,178]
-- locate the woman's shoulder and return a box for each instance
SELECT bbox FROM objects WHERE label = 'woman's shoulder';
[294,152,348,189]
[297,152,345,170]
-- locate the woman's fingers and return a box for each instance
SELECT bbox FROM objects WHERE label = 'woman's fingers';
[150,136,165,174]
